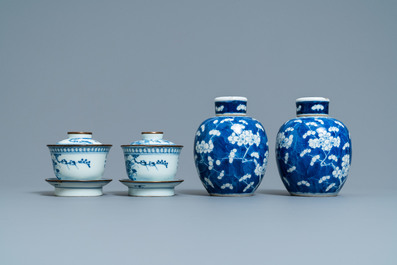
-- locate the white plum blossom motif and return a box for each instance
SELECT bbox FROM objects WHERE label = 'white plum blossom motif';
[237,104,247,111]
[201,124,205,132]
[239,174,251,182]
[284,152,289,163]
[231,124,245,134]
[344,155,351,167]
[312,104,324,111]
[239,120,248,125]
[318,175,330,183]
[303,130,315,139]
[287,166,296,173]
[294,119,302,123]
[220,118,234,123]
[217,170,225,180]
[328,127,339,132]
[255,123,264,131]
[229,149,237,163]
[305,122,318,127]
[300,149,311,157]
[326,183,336,192]
[243,182,255,192]
[196,130,201,136]
[209,129,221,136]
[251,152,259,159]
[216,105,224,112]
[216,160,221,166]
[276,132,293,149]
[204,178,214,188]
[335,121,344,128]
[328,155,338,162]
[285,127,294,132]
[308,128,340,151]
[254,163,266,177]
[332,154,350,180]
[221,183,233,190]
[208,156,214,170]
[315,119,324,124]
[263,150,269,168]
[228,130,261,147]
[195,140,214,154]
[310,155,320,166]
[342,142,350,150]
[297,180,310,187]
[213,120,218,124]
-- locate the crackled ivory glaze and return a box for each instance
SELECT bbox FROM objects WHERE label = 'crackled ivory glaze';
[121,132,183,181]
[194,97,269,196]
[47,132,112,180]
[275,97,352,196]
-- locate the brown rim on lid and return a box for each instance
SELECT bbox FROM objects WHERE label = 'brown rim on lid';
[47,144,112,147]
[121,144,183,148]
[141,132,163,134]
[68,132,92,134]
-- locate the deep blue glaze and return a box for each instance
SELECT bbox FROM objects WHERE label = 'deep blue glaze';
[215,100,247,115]
[194,98,268,196]
[276,98,352,196]
[296,100,329,116]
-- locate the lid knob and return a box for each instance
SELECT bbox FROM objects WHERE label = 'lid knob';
[67,132,93,139]
[141,132,163,141]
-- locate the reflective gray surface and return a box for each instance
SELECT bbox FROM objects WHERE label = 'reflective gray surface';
[1,1,396,264]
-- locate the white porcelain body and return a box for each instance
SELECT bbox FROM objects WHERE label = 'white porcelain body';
[119,179,183,196]
[46,178,112,196]
[48,132,112,180]
[122,146,182,181]
[48,146,111,180]
[54,186,103,196]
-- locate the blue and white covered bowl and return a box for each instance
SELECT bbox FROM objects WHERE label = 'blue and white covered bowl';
[47,132,112,180]
[121,132,183,181]
[275,97,352,196]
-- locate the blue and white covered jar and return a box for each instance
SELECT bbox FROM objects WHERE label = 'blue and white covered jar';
[194,96,269,196]
[121,132,183,181]
[47,132,112,180]
[276,97,352,196]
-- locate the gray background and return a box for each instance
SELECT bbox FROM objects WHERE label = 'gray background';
[0,0,396,264]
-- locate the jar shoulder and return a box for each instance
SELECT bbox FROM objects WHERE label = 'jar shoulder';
[197,115,265,128]
[279,116,350,134]
[195,115,268,142]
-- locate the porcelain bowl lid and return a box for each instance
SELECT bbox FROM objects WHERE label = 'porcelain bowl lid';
[122,132,183,148]
[47,132,112,147]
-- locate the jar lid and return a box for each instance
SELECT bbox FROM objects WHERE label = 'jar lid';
[47,132,112,147]
[122,132,183,147]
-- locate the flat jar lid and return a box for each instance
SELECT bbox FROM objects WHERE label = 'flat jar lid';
[215,96,247,102]
[296,97,329,102]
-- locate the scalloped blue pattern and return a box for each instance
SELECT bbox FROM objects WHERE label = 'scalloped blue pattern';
[122,146,182,154]
[48,146,111,153]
